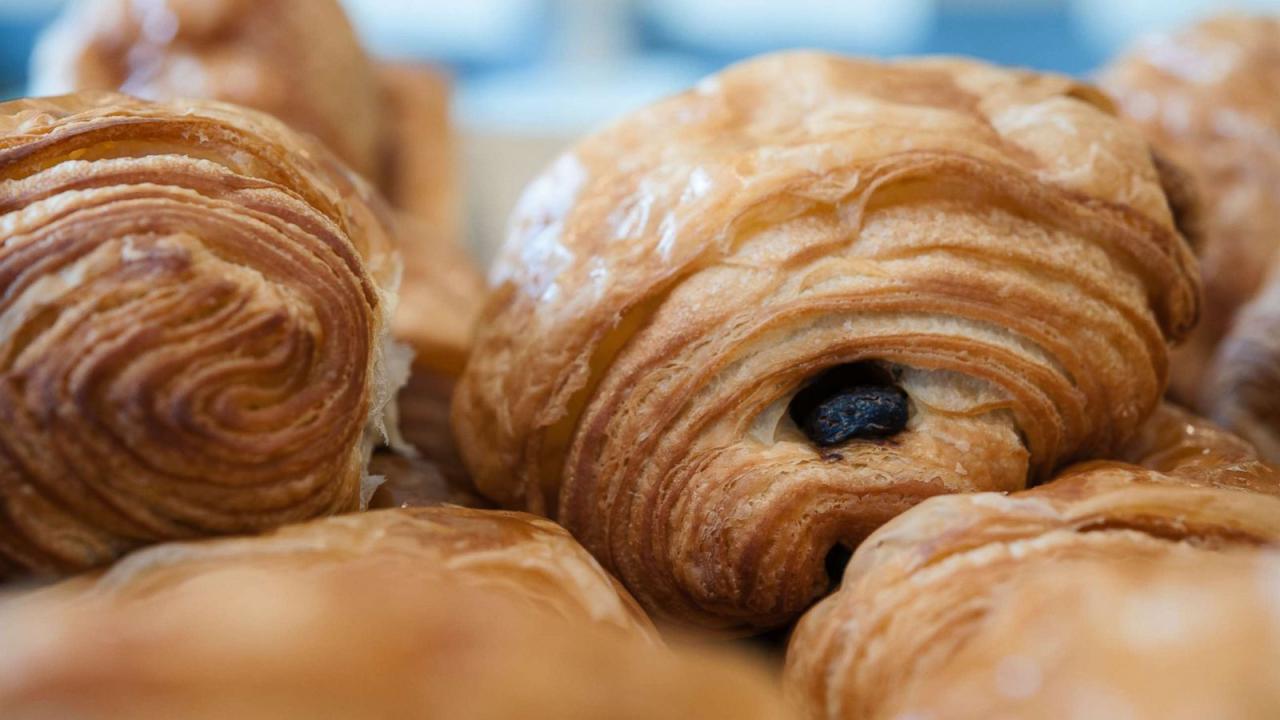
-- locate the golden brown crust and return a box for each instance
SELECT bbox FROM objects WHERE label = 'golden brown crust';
[886,552,1280,720]
[453,52,1199,631]
[49,507,656,635]
[784,462,1280,720]
[30,1,488,497]
[0,508,791,720]
[30,0,385,179]
[1100,14,1280,412]
[0,93,400,578]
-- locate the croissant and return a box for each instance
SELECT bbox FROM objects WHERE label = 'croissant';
[0,93,401,577]
[0,507,791,720]
[1100,15,1280,460]
[28,0,489,497]
[452,52,1200,631]
[784,447,1280,719]
[877,551,1280,720]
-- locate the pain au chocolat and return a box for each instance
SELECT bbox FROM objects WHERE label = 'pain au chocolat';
[452,52,1200,631]
[1101,15,1280,461]
[0,94,401,578]
[0,507,792,720]
[785,434,1280,720]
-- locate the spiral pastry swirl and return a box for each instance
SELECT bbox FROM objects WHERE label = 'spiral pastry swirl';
[785,454,1280,720]
[453,53,1199,631]
[0,93,401,578]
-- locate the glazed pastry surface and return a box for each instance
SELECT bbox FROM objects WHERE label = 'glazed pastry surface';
[31,0,384,178]
[887,551,1280,720]
[785,457,1280,720]
[1101,15,1280,458]
[453,52,1199,630]
[0,509,791,720]
[0,93,400,577]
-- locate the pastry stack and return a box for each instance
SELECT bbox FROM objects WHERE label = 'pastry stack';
[1,3,1278,718]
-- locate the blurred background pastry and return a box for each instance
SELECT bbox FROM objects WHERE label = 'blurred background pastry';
[30,0,385,179]
[0,93,400,578]
[1101,14,1280,462]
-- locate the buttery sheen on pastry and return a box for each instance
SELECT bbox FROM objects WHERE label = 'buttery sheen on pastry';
[452,52,1200,631]
[882,551,1280,720]
[0,93,402,578]
[784,447,1280,719]
[0,507,791,720]
[1101,15,1280,460]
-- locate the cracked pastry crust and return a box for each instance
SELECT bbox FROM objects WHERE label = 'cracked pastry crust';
[452,52,1200,631]
[1101,15,1280,460]
[0,93,401,578]
[0,507,791,720]
[784,418,1280,720]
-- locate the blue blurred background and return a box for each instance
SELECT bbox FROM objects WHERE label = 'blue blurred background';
[5,0,1280,133]
[3,0,1276,257]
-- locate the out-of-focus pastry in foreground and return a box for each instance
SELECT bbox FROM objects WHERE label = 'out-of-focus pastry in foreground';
[452,51,1199,632]
[37,506,657,638]
[0,93,402,578]
[1101,14,1280,461]
[30,0,490,500]
[785,425,1280,719]
[880,552,1280,720]
[0,507,791,720]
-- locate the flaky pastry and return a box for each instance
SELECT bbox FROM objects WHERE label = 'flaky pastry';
[0,93,401,577]
[785,450,1280,719]
[1101,15,1280,460]
[31,0,489,496]
[453,52,1200,631]
[0,508,791,720]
